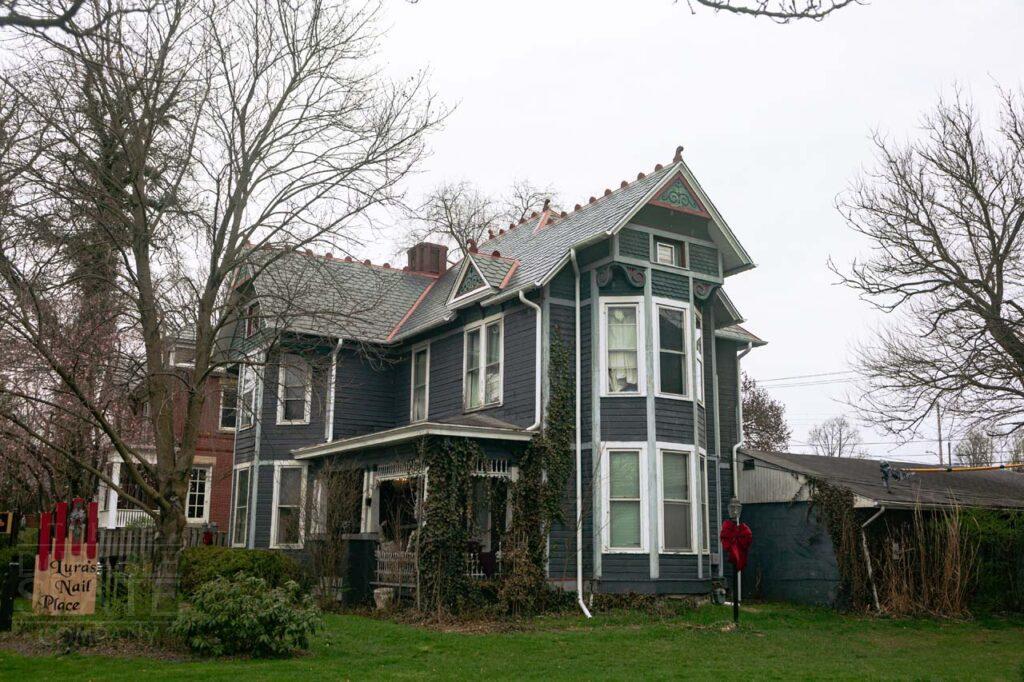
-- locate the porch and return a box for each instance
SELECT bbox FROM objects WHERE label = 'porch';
[97,455,218,529]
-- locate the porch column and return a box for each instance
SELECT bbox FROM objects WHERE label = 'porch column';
[107,461,121,529]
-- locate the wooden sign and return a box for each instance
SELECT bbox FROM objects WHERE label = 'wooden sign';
[0,512,13,535]
[33,499,99,616]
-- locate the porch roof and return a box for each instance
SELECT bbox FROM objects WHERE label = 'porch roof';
[292,415,534,460]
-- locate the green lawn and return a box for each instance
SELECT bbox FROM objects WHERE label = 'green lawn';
[2,602,1023,680]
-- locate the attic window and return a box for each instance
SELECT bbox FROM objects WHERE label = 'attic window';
[654,238,685,268]
[244,302,260,338]
[172,343,195,367]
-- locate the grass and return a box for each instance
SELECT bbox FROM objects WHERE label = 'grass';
[2,602,1023,680]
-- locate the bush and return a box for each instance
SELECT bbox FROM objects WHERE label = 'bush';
[178,546,302,597]
[172,575,321,657]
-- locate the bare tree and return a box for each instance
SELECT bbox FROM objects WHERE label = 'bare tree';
[742,372,792,452]
[954,426,995,467]
[684,0,861,22]
[0,0,442,597]
[808,416,864,457]
[0,0,148,35]
[406,179,558,260]
[834,88,1024,439]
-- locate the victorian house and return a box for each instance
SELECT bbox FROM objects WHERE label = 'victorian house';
[225,148,764,596]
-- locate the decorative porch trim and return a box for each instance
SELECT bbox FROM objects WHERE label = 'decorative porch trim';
[292,422,534,460]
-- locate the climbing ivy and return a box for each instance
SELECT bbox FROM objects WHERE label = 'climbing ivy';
[416,436,482,616]
[807,480,873,610]
[499,333,575,615]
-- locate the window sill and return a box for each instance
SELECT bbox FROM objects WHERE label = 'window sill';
[219,426,237,433]
[600,391,646,399]
[659,549,699,556]
[601,547,649,554]
[463,401,502,414]
[276,419,311,426]
[271,543,304,550]
[654,392,693,402]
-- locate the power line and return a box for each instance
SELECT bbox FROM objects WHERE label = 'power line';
[756,370,857,383]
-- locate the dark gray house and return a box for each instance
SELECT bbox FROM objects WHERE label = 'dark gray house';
[225,150,764,598]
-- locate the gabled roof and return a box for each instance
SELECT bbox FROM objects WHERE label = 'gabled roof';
[241,151,755,345]
[741,449,1024,510]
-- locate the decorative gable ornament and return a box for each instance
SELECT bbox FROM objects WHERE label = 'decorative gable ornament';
[456,263,485,298]
[693,280,717,301]
[596,263,646,289]
[648,173,709,217]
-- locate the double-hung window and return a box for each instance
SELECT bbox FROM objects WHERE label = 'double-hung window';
[219,377,238,431]
[232,466,250,547]
[277,353,311,424]
[602,445,647,552]
[186,467,211,523]
[659,450,692,553]
[411,346,429,422]
[601,299,644,395]
[271,464,306,548]
[695,312,705,403]
[239,365,258,429]
[655,301,689,398]
[464,319,502,410]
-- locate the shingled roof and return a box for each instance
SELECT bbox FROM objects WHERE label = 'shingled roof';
[741,449,1024,510]
[242,151,756,345]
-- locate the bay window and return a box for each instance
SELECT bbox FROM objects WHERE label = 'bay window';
[232,466,250,547]
[277,353,311,424]
[655,301,689,398]
[659,449,692,553]
[239,364,257,429]
[700,452,710,552]
[602,444,647,552]
[411,345,429,422]
[464,319,502,410]
[271,464,306,548]
[601,298,645,396]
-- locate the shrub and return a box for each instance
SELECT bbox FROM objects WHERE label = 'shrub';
[172,575,321,657]
[178,546,302,597]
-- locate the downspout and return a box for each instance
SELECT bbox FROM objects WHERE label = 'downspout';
[730,341,753,600]
[325,339,343,442]
[518,291,543,431]
[861,507,886,613]
[569,249,592,618]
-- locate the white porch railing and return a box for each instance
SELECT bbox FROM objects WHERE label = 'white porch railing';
[109,508,156,528]
[373,546,502,587]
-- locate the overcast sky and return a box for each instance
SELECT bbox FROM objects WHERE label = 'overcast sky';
[359,0,1023,463]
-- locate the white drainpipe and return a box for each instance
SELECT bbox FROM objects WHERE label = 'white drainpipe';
[518,291,543,431]
[325,338,343,442]
[730,341,753,602]
[569,249,592,618]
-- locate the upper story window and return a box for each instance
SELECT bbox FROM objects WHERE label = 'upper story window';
[600,298,645,396]
[171,343,195,368]
[219,377,238,431]
[654,300,690,399]
[244,301,260,338]
[695,312,705,404]
[601,444,648,552]
[654,237,685,268]
[277,353,311,425]
[238,364,258,429]
[411,345,430,422]
[464,318,502,410]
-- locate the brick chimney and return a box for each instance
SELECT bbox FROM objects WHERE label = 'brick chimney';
[407,242,448,275]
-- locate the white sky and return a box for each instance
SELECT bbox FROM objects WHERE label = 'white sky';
[364,0,1024,463]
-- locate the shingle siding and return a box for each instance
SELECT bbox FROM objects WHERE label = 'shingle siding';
[651,269,689,300]
[690,243,719,277]
[618,228,649,259]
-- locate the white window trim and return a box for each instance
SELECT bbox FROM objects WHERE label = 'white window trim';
[599,441,649,554]
[219,377,237,433]
[695,311,706,405]
[270,461,308,549]
[653,297,693,401]
[656,445,699,555]
[410,343,431,423]
[448,258,491,305]
[238,363,260,430]
[462,314,504,411]
[652,236,687,269]
[699,448,711,553]
[244,301,260,338]
[276,353,312,425]
[185,465,213,524]
[599,297,646,398]
[231,462,252,548]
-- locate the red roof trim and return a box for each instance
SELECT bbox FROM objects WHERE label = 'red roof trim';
[386,277,439,342]
[498,260,520,289]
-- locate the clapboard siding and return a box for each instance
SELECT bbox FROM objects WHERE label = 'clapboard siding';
[426,332,463,419]
[601,554,650,581]
[660,554,700,580]
[697,405,707,449]
[253,464,274,548]
[335,348,397,438]
[478,305,536,427]
[654,398,694,443]
[600,397,647,441]
[258,347,331,461]
[580,304,593,444]
[548,448,593,580]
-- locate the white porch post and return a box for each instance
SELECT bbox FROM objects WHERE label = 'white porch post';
[107,461,121,529]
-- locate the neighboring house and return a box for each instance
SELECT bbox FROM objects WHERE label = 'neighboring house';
[97,336,238,530]
[226,151,766,596]
[737,449,1024,606]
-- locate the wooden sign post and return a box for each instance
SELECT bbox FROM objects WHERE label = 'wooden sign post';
[33,499,99,616]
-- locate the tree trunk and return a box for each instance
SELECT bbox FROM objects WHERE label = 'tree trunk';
[153,505,185,607]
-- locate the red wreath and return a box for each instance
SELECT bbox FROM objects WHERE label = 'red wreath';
[720,520,753,572]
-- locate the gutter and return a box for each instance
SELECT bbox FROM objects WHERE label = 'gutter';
[570,248,592,619]
[729,341,753,600]
[861,507,886,613]
[518,291,543,431]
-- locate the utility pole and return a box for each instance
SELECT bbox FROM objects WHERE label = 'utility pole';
[936,406,944,466]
